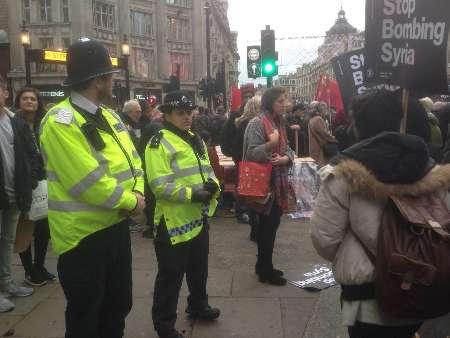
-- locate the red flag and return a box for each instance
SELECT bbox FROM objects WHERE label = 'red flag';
[315,74,344,113]
[230,85,242,111]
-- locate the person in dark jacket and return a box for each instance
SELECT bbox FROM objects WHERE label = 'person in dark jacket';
[0,76,38,312]
[220,90,255,224]
[14,87,56,287]
[286,103,308,157]
[121,99,143,148]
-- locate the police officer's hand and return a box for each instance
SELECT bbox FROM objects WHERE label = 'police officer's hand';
[203,178,219,195]
[192,189,213,204]
[131,193,146,216]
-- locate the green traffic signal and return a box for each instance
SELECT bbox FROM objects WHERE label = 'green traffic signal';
[261,59,277,77]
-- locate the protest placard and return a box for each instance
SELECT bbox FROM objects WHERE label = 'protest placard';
[365,0,450,94]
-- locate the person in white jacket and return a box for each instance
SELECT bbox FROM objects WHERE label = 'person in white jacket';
[311,90,450,338]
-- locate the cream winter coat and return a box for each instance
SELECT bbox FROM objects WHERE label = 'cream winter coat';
[311,159,450,326]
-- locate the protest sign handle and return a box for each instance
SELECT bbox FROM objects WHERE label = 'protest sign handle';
[400,88,410,134]
[295,130,299,157]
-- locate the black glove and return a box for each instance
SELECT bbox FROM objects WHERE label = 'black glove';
[203,178,219,195]
[192,189,213,204]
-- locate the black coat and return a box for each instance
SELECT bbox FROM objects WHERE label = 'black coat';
[0,112,40,212]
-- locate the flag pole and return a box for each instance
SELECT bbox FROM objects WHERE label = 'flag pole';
[400,88,409,134]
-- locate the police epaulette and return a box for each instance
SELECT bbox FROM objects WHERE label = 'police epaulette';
[150,131,163,148]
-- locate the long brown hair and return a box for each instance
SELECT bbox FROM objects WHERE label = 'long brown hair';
[14,87,46,129]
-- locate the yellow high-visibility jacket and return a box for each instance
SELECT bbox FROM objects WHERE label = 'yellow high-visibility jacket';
[40,98,144,255]
[145,128,219,245]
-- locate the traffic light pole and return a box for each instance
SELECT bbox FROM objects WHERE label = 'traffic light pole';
[205,3,212,111]
[267,77,273,88]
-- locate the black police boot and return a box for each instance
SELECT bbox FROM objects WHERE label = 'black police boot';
[185,304,220,320]
[259,272,287,286]
[157,329,184,338]
[255,261,284,277]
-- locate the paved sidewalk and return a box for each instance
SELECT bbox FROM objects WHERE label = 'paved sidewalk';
[0,215,448,338]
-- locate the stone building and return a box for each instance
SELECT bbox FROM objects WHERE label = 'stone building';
[294,8,364,102]
[0,0,239,106]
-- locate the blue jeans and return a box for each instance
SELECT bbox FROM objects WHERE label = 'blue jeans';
[0,206,20,285]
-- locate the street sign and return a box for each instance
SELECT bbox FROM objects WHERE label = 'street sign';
[247,45,261,79]
[29,49,120,68]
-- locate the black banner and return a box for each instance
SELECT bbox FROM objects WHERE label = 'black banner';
[365,0,450,94]
[332,49,399,111]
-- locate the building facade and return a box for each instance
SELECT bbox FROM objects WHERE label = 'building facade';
[294,9,364,102]
[0,0,239,106]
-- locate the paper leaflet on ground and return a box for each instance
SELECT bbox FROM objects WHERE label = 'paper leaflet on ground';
[289,264,337,291]
[288,160,320,220]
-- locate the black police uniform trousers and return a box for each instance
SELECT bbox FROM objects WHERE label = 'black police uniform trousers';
[57,219,132,338]
[152,218,209,336]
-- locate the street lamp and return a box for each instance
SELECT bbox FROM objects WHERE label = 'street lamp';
[204,2,212,110]
[21,25,31,86]
[121,34,131,100]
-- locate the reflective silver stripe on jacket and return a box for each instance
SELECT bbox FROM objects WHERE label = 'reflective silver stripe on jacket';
[48,200,100,212]
[162,183,177,199]
[69,165,108,197]
[47,171,58,182]
[167,218,203,238]
[115,169,134,183]
[102,185,125,208]
[149,174,176,189]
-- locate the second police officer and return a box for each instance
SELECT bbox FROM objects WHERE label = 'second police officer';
[146,91,221,338]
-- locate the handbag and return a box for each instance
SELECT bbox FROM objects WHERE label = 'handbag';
[29,180,48,221]
[237,162,272,198]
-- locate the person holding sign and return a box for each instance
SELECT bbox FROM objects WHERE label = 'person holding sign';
[310,90,448,338]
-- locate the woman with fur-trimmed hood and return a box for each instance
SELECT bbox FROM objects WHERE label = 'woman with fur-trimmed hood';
[311,90,450,338]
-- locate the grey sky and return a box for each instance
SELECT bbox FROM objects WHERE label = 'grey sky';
[227,0,366,84]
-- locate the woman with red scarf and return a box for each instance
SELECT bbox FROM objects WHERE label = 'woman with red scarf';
[242,87,294,286]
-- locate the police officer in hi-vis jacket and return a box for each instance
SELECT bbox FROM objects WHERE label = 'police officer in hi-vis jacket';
[146,91,220,338]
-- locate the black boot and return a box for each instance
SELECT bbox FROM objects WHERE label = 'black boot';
[185,304,221,320]
[255,262,284,277]
[157,329,184,338]
[259,273,287,286]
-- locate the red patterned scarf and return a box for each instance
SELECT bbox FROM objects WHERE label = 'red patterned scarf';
[261,112,290,212]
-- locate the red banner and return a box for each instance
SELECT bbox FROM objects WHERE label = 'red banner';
[315,74,344,113]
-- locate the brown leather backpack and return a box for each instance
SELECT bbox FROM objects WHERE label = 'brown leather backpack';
[374,193,450,319]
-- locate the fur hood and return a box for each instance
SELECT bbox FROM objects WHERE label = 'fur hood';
[329,159,450,201]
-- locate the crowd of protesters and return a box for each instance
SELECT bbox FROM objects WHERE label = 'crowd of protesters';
[3,67,450,338]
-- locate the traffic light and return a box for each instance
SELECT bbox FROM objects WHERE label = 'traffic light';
[168,75,180,92]
[199,78,208,99]
[261,26,278,77]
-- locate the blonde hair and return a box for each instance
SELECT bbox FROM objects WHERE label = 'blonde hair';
[235,96,262,127]
[419,97,434,113]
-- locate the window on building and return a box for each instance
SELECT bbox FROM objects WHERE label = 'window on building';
[166,0,192,7]
[23,0,31,24]
[130,10,153,37]
[103,43,117,57]
[62,37,71,49]
[61,0,69,22]
[167,17,190,41]
[37,38,57,72]
[131,48,155,79]
[40,0,52,23]
[169,52,190,80]
[94,1,115,31]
